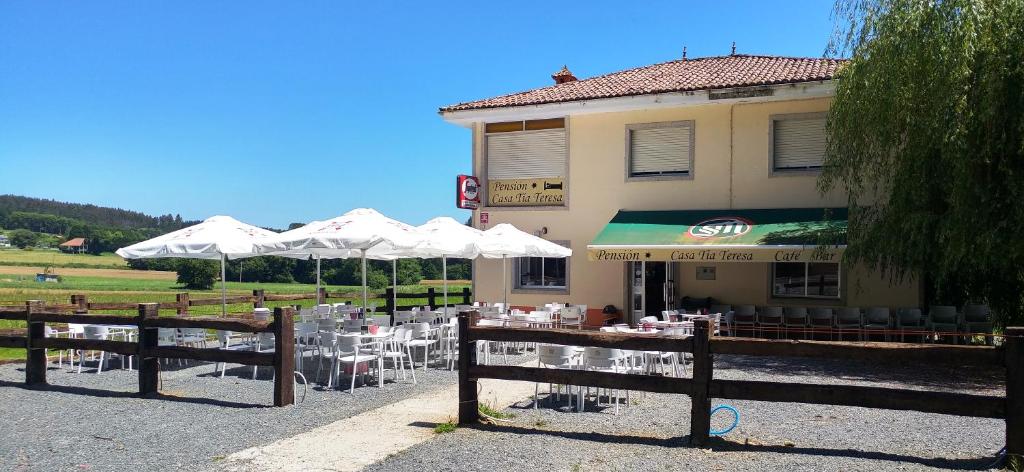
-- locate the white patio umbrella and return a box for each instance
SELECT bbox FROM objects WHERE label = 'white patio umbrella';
[257,208,419,313]
[475,223,572,310]
[367,216,481,310]
[115,215,279,316]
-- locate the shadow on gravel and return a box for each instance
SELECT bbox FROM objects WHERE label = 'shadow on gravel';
[0,379,268,409]
[707,436,997,470]
[464,422,688,447]
[715,355,1003,393]
[460,423,995,470]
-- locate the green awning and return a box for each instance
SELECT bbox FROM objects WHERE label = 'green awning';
[587,208,847,263]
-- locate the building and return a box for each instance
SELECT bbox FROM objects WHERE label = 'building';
[440,54,919,324]
[58,237,88,254]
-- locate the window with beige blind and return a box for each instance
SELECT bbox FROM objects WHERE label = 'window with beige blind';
[771,112,827,172]
[485,119,566,180]
[625,121,694,180]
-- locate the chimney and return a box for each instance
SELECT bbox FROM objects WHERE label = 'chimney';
[551,65,577,84]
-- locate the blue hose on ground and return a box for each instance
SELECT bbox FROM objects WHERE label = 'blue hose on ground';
[709,404,740,435]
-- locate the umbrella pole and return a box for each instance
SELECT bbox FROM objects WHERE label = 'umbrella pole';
[220,254,227,317]
[443,255,448,312]
[316,255,322,304]
[392,259,397,314]
[362,252,368,317]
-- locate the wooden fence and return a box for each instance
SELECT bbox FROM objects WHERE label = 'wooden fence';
[0,301,295,406]
[9,287,472,317]
[457,314,1021,460]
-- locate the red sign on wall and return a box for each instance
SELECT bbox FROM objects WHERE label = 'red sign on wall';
[456,175,481,209]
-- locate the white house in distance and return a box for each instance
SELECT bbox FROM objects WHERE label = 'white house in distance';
[439,53,919,325]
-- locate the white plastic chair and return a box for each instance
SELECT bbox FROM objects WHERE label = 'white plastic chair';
[331,335,382,393]
[381,326,416,383]
[78,326,120,374]
[404,322,437,371]
[535,344,578,410]
[582,347,628,414]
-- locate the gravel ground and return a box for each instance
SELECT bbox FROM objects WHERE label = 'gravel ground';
[0,349,521,472]
[367,355,1006,472]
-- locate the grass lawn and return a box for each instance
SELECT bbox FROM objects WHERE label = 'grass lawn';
[0,248,127,269]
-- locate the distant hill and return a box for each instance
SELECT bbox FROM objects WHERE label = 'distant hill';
[0,195,195,230]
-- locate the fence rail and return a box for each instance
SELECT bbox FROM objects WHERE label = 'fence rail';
[0,287,472,317]
[457,312,1021,460]
[3,300,295,407]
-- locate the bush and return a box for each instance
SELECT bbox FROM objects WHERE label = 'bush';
[367,267,389,290]
[176,259,218,290]
[8,229,39,249]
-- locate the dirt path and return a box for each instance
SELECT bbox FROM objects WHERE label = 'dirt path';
[0,266,176,280]
[215,365,537,472]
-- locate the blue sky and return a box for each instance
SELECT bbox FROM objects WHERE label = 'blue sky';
[0,1,834,229]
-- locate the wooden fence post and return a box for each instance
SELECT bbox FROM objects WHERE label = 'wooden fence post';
[253,289,265,309]
[1006,327,1023,464]
[273,306,295,407]
[457,311,479,424]
[427,288,437,309]
[462,287,471,305]
[385,287,395,315]
[70,294,88,313]
[138,303,160,395]
[25,300,46,385]
[690,318,712,446]
[176,293,190,316]
[317,287,328,304]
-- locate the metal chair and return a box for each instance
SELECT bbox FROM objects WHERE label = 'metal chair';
[783,307,809,339]
[962,304,993,345]
[927,305,961,344]
[757,306,784,339]
[732,305,756,337]
[808,308,834,340]
[862,307,892,342]
[835,307,863,341]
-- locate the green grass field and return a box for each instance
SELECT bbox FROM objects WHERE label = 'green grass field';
[0,248,128,269]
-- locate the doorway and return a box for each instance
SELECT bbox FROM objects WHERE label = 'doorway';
[628,261,677,323]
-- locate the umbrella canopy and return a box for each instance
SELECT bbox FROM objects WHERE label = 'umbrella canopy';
[258,208,417,257]
[476,223,571,259]
[116,215,278,260]
[258,208,419,309]
[475,223,571,310]
[115,215,277,315]
[367,216,482,310]
[366,216,480,259]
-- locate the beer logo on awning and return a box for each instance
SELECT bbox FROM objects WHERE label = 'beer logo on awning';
[688,217,754,239]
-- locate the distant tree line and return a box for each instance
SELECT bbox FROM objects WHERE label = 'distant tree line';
[0,194,192,230]
[1,194,474,289]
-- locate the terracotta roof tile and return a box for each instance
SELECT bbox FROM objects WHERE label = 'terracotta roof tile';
[440,54,845,112]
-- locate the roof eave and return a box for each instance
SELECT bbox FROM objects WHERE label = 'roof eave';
[440,80,835,127]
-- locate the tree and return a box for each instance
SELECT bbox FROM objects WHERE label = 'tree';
[396,259,423,285]
[823,0,1024,326]
[176,259,218,290]
[7,229,38,249]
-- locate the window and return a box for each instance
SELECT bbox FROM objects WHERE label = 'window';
[772,262,840,298]
[486,119,566,180]
[626,121,694,179]
[771,113,826,172]
[514,241,569,292]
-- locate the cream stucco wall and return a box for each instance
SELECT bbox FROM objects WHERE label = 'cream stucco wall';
[468,97,920,314]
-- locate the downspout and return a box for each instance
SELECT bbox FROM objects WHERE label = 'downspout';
[729,104,735,209]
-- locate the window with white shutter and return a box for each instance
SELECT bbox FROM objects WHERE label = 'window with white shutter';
[484,119,567,207]
[486,128,566,179]
[626,121,694,179]
[771,113,827,172]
